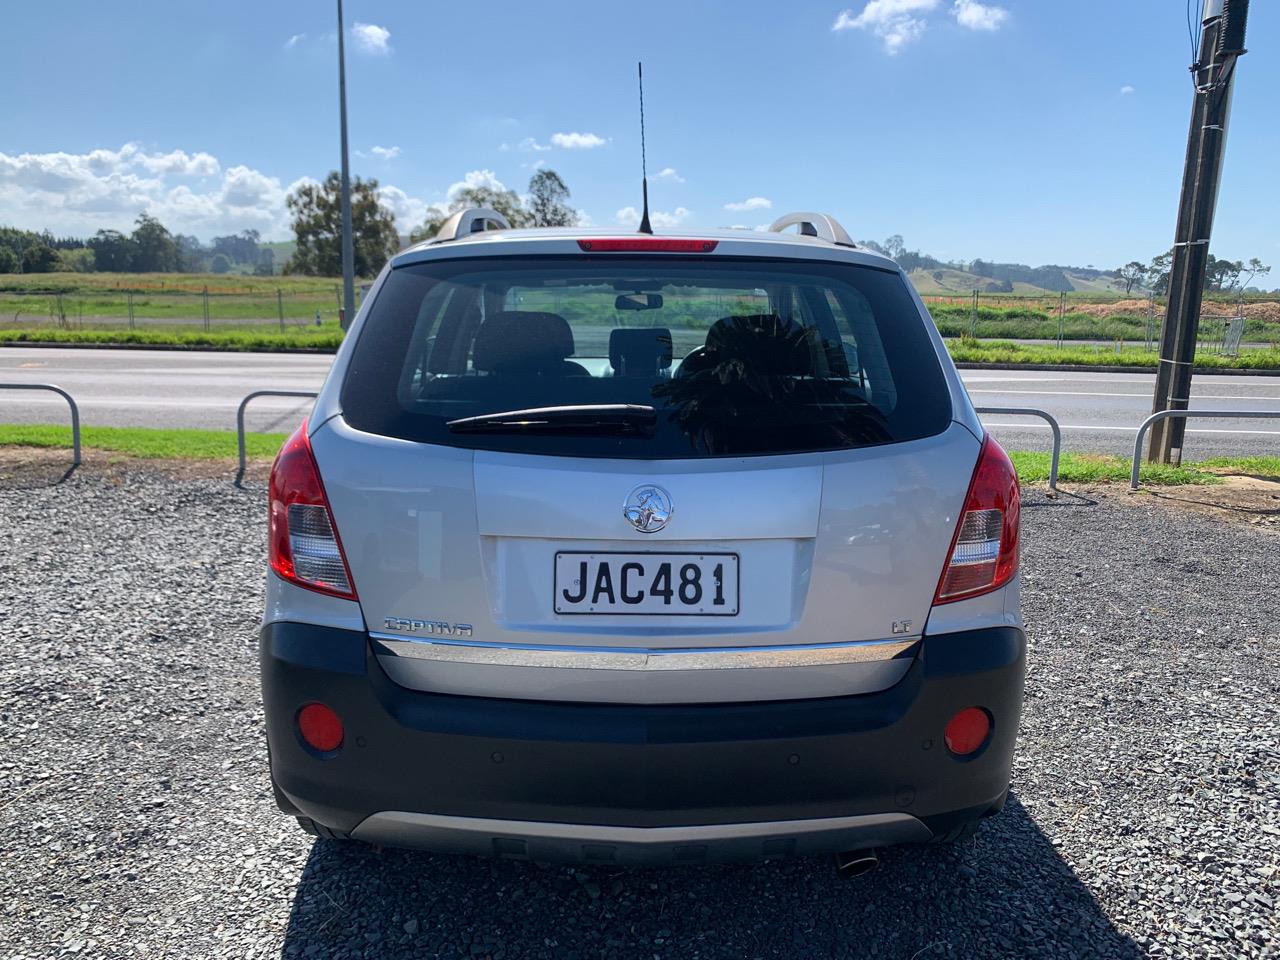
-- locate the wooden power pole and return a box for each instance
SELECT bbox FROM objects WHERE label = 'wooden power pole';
[1148,0,1249,464]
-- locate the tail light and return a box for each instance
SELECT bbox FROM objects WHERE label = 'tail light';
[268,421,357,599]
[934,435,1020,604]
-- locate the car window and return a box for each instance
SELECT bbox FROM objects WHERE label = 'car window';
[342,255,951,458]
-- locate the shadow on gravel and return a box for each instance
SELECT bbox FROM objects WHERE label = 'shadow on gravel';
[279,795,1143,959]
[0,459,77,489]
[1022,489,1098,509]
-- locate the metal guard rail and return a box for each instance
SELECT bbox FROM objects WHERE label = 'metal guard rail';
[0,382,81,467]
[973,406,1062,492]
[236,390,318,484]
[1131,409,1280,489]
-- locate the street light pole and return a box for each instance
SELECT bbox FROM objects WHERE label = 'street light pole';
[336,0,356,331]
[1148,0,1249,463]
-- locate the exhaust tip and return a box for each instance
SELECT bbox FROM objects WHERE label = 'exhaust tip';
[835,849,880,877]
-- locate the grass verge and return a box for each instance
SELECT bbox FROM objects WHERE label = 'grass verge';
[3,424,1277,484]
[947,339,1280,371]
[0,424,288,459]
[0,327,343,351]
[1012,451,1213,485]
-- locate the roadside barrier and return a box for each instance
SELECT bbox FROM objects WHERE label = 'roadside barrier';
[973,407,1062,493]
[236,390,318,485]
[1130,409,1280,490]
[0,382,81,468]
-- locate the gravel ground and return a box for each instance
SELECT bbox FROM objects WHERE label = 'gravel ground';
[1,470,1277,959]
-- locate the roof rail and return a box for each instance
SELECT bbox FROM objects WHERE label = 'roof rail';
[430,207,512,243]
[768,212,855,247]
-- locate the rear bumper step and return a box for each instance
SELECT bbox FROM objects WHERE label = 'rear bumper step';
[261,622,1025,860]
[349,810,933,864]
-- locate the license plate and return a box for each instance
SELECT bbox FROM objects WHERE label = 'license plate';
[554,552,739,616]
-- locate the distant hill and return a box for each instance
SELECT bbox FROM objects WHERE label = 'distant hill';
[907,266,1127,297]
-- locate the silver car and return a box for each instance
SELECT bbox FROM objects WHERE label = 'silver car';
[260,209,1024,867]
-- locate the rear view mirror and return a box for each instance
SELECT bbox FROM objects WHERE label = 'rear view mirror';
[616,293,664,311]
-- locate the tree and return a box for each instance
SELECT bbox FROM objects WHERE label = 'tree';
[131,214,180,272]
[1117,261,1146,295]
[287,172,400,277]
[1204,254,1243,293]
[22,244,61,273]
[88,230,136,271]
[527,170,578,227]
[0,246,19,273]
[410,170,582,242]
[1147,250,1173,296]
[210,253,232,274]
[1238,257,1271,294]
[212,229,261,265]
[882,235,906,260]
[57,248,96,273]
[174,234,209,272]
[411,184,530,244]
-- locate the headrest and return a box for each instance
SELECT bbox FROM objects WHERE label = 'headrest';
[609,327,674,376]
[705,314,813,375]
[472,311,576,373]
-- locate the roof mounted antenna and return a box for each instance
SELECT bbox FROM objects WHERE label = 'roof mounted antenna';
[636,61,653,234]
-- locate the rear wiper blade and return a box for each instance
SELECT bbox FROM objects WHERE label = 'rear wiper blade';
[446,404,658,435]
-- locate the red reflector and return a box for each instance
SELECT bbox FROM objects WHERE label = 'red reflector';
[297,703,344,753]
[577,238,718,253]
[944,707,991,756]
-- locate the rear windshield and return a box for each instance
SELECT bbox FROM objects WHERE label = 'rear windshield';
[341,255,951,458]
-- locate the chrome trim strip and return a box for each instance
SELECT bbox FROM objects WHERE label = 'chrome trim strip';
[351,810,932,849]
[369,632,918,670]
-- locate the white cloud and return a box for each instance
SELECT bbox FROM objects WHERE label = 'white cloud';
[615,206,690,229]
[833,0,937,54]
[1120,84,1136,95]
[724,196,772,212]
[370,145,401,160]
[446,169,507,200]
[657,167,685,183]
[284,33,305,49]
[377,185,440,229]
[352,22,391,55]
[550,132,608,150]
[0,142,433,239]
[951,0,1008,31]
[517,137,551,152]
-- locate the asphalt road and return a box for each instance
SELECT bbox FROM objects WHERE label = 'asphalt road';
[3,346,1279,459]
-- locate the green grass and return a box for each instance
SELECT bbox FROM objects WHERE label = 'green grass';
[947,339,1280,370]
[930,305,1280,345]
[0,326,343,351]
[0,271,360,326]
[0,424,288,459]
[0,272,338,296]
[3,424,1277,485]
[1195,455,1280,478]
[1008,451,1222,485]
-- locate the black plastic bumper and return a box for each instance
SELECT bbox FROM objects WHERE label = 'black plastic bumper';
[262,622,1024,859]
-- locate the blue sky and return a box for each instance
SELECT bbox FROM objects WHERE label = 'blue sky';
[1,0,1275,268]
